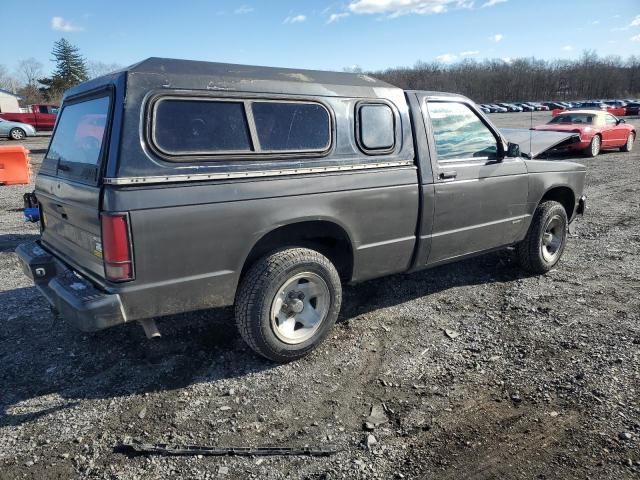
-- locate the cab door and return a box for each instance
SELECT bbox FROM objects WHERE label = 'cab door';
[602,113,627,147]
[419,97,529,265]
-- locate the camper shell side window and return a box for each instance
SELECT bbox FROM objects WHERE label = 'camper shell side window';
[148,95,333,161]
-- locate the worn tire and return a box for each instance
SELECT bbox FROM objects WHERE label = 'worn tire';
[585,134,601,157]
[516,201,568,274]
[9,128,26,141]
[234,248,342,362]
[621,132,635,152]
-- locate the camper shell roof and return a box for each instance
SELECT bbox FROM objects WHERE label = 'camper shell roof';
[65,57,401,100]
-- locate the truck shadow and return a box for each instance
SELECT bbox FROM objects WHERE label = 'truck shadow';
[0,233,39,253]
[0,249,529,428]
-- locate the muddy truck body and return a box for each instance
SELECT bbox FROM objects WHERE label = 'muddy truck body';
[16,58,586,361]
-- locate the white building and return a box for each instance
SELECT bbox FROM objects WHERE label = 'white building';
[0,89,21,113]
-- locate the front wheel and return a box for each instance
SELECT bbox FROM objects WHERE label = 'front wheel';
[517,201,568,274]
[585,134,601,157]
[234,248,342,362]
[9,128,26,141]
[621,132,635,152]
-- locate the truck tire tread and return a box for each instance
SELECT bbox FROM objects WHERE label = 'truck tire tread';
[235,247,341,362]
[517,201,568,274]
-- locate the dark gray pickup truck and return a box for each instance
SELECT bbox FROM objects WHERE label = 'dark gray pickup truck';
[17,58,586,362]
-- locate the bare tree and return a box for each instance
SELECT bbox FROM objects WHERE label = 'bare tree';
[372,52,640,103]
[87,60,123,79]
[0,64,20,93]
[16,58,43,87]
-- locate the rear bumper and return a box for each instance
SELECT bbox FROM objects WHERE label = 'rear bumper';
[15,241,126,332]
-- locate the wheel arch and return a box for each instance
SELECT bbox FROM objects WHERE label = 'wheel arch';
[239,220,355,283]
[539,185,575,220]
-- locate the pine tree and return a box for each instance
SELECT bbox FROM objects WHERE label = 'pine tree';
[39,38,88,101]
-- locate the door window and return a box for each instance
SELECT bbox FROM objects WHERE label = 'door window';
[427,102,498,161]
[605,114,617,126]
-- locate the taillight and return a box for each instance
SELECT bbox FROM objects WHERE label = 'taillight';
[101,213,133,282]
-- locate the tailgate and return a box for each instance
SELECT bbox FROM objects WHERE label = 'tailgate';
[38,177,104,280]
[37,93,113,282]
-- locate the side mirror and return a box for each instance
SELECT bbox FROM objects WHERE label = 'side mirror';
[617,118,626,124]
[506,142,520,158]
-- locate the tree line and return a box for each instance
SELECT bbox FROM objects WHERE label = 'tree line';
[0,38,121,106]
[370,51,640,102]
[1,41,638,107]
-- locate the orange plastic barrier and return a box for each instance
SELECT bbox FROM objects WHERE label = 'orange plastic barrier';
[0,145,31,185]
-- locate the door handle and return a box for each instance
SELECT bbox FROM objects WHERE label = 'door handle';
[439,170,457,180]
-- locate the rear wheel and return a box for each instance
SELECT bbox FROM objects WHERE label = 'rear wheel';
[585,134,601,157]
[234,248,342,362]
[9,128,26,141]
[621,132,635,152]
[517,201,568,274]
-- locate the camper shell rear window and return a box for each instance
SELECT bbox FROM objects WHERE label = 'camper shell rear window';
[45,91,112,184]
[149,96,332,160]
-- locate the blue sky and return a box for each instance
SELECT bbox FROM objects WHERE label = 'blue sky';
[3,0,640,74]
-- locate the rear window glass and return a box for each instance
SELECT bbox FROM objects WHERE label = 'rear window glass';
[46,96,110,167]
[252,102,330,152]
[549,113,594,124]
[153,100,252,154]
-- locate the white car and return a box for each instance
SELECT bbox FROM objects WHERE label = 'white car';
[0,118,37,140]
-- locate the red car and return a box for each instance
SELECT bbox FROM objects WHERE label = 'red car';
[533,110,636,157]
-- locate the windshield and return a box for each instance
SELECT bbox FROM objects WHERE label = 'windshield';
[46,96,109,166]
[549,113,595,125]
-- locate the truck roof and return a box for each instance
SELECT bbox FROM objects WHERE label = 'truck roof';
[66,57,403,100]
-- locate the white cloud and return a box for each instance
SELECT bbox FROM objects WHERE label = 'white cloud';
[51,16,83,32]
[459,50,480,56]
[562,45,574,51]
[327,12,350,23]
[481,0,507,7]
[491,33,504,42]
[630,15,640,27]
[632,34,640,42]
[234,5,254,14]
[501,57,512,64]
[284,14,307,24]
[436,53,457,63]
[347,0,472,17]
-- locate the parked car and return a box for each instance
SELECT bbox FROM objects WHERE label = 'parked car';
[0,104,59,131]
[529,102,549,111]
[16,58,587,362]
[489,104,508,113]
[543,102,566,110]
[0,118,37,140]
[498,103,523,112]
[532,110,635,157]
[515,102,535,112]
[479,105,491,114]
[625,101,640,116]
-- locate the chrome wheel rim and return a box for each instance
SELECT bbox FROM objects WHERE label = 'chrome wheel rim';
[541,214,564,263]
[270,272,330,345]
[11,129,24,140]
[591,136,600,156]
[627,135,634,151]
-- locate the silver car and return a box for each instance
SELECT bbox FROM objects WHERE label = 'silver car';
[0,118,36,140]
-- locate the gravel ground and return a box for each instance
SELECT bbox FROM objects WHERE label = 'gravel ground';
[1,112,639,479]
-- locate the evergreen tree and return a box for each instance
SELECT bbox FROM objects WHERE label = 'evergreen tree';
[39,38,88,101]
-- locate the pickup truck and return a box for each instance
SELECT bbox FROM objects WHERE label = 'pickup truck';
[0,103,58,131]
[16,58,587,362]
